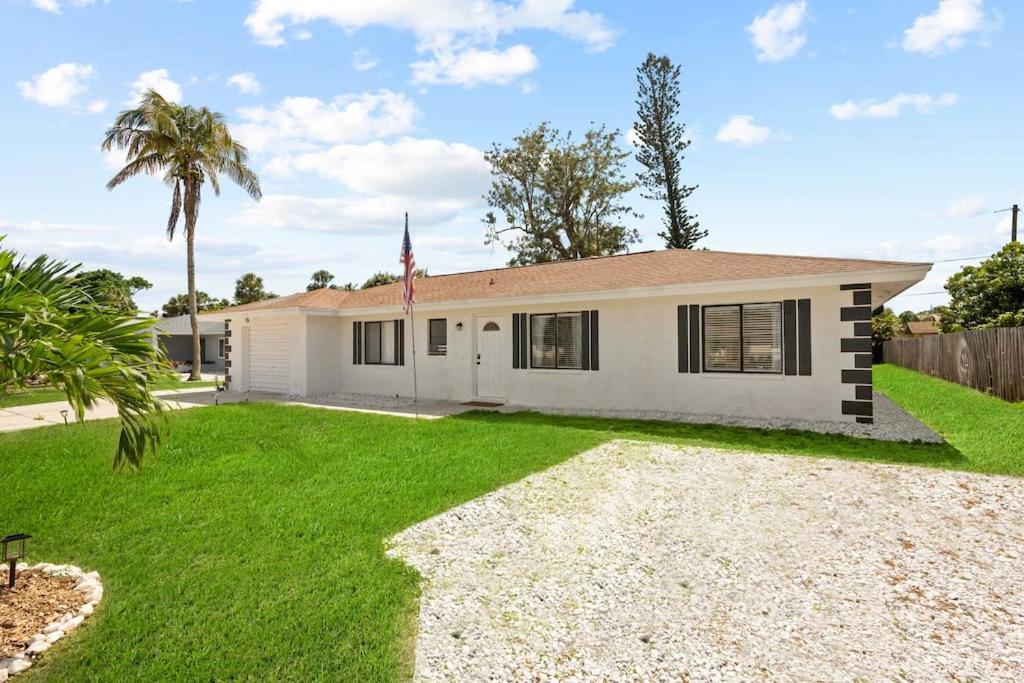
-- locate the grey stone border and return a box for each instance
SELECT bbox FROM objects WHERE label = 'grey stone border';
[0,563,103,679]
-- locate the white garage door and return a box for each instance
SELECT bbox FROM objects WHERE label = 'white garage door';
[249,322,292,393]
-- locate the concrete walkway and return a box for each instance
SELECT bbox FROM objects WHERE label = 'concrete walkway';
[0,386,216,433]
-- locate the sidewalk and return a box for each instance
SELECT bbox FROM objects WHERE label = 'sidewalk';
[0,386,216,433]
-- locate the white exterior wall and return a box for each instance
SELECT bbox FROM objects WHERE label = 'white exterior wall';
[226,313,309,395]
[331,284,855,423]
[306,316,344,395]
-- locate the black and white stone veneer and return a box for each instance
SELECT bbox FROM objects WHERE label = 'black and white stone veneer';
[839,283,874,424]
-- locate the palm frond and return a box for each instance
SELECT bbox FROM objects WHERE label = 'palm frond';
[167,180,182,240]
[105,153,167,190]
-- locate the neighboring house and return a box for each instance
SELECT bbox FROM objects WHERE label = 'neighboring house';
[151,315,228,372]
[203,250,930,425]
[904,320,940,337]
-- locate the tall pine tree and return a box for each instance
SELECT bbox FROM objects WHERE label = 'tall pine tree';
[634,53,705,249]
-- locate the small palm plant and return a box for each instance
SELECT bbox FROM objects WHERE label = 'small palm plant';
[102,90,261,381]
[0,240,172,469]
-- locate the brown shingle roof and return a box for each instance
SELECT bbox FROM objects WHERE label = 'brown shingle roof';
[215,249,927,314]
[218,287,352,314]
[906,320,940,335]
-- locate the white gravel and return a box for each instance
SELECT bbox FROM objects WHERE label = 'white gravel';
[304,391,942,443]
[388,441,1024,681]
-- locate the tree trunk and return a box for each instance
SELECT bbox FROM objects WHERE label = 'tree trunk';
[185,183,201,382]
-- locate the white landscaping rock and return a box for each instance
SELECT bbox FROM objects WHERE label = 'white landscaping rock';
[6,660,30,676]
[4,563,102,677]
[389,440,1024,681]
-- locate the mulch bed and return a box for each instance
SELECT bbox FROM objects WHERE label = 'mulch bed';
[0,568,83,659]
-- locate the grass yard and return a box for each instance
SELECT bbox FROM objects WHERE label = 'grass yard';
[0,379,218,409]
[874,363,1024,475]
[0,365,1018,680]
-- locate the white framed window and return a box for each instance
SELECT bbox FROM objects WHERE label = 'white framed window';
[217,337,226,359]
[530,312,583,370]
[703,303,783,373]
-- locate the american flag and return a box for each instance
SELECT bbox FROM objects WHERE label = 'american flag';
[400,213,416,314]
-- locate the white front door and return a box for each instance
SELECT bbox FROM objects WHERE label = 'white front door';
[475,316,505,399]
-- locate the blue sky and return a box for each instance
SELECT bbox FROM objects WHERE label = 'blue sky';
[2,0,1020,314]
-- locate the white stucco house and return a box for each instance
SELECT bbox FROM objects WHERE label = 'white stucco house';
[202,250,930,425]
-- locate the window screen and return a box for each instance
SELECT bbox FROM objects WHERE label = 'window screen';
[742,303,783,372]
[703,306,741,371]
[381,322,396,365]
[703,303,783,373]
[530,312,582,369]
[364,322,382,364]
[428,319,447,355]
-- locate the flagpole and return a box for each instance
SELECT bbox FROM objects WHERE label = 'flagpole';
[405,212,420,419]
[409,299,419,418]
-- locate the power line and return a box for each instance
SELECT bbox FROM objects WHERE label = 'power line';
[931,254,989,263]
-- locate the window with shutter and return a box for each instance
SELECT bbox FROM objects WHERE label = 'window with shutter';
[363,320,400,365]
[530,312,583,369]
[703,303,783,374]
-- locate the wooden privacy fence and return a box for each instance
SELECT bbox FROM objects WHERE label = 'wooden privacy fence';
[883,326,1024,402]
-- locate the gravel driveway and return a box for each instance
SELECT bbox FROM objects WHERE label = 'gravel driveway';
[388,441,1024,681]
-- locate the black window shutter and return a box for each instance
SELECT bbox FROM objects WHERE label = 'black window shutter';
[688,304,700,373]
[397,319,405,366]
[589,310,599,371]
[581,310,591,371]
[353,321,362,365]
[519,312,528,368]
[677,305,689,373]
[797,298,812,375]
[783,299,797,375]
[512,313,521,368]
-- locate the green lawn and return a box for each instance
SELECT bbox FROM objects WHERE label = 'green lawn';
[874,363,1024,475]
[0,379,218,408]
[0,366,1018,680]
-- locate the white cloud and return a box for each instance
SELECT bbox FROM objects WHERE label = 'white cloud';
[31,0,60,13]
[227,72,262,95]
[244,0,615,50]
[269,138,489,200]
[902,0,1000,56]
[231,194,467,233]
[234,90,418,152]
[945,195,987,218]
[128,69,183,104]
[243,0,613,88]
[829,92,957,120]
[17,62,95,108]
[715,115,773,146]
[411,44,538,86]
[30,0,101,13]
[416,235,491,255]
[353,49,378,71]
[86,99,107,114]
[747,1,808,62]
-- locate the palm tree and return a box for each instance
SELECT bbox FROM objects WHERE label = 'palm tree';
[0,239,172,469]
[102,89,261,381]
